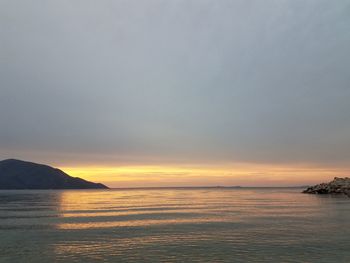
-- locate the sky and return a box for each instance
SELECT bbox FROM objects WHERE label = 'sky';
[1,0,350,187]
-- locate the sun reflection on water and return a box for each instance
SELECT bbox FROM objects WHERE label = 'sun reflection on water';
[2,188,350,262]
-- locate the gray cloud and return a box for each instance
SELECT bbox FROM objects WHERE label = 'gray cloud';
[1,0,350,165]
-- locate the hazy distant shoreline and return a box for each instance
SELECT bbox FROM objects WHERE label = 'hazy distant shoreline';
[0,186,307,191]
[110,186,307,189]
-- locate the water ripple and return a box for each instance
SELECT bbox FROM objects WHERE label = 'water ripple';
[0,188,350,262]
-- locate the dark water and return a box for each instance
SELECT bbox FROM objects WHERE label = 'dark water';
[0,188,349,262]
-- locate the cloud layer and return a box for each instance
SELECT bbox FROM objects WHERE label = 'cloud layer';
[1,0,350,168]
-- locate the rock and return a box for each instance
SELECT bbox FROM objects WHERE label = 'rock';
[303,177,350,197]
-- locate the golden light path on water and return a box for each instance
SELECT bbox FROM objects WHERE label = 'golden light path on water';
[56,189,240,229]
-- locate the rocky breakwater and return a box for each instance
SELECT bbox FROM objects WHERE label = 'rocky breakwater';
[303,177,350,197]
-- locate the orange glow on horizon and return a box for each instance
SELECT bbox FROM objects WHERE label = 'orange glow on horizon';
[59,163,350,188]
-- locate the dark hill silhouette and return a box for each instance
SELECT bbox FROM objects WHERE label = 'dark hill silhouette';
[0,159,108,189]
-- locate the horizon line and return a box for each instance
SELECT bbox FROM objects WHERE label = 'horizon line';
[106,185,308,190]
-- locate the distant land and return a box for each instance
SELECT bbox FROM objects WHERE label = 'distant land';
[109,186,307,189]
[0,159,108,189]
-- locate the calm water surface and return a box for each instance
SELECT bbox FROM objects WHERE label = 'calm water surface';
[0,188,349,262]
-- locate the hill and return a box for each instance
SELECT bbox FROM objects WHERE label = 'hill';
[0,159,108,189]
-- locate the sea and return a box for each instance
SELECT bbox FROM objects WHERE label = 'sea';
[0,188,349,262]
